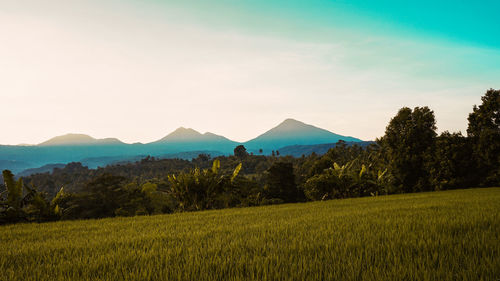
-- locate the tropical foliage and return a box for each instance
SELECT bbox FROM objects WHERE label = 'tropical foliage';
[1,89,498,224]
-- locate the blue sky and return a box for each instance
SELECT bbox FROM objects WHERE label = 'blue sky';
[1,0,499,144]
[153,0,500,47]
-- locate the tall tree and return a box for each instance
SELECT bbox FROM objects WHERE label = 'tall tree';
[428,132,475,190]
[379,107,437,192]
[265,162,298,202]
[467,89,500,185]
[83,174,128,218]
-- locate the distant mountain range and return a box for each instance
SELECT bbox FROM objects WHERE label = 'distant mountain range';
[0,118,366,175]
[39,134,124,146]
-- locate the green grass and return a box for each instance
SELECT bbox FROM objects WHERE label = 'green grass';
[1,188,499,281]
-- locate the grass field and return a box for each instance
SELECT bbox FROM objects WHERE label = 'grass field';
[1,188,499,281]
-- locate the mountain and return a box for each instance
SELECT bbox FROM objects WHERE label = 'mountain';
[0,119,365,173]
[152,127,234,143]
[38,134,124,146]
[154,127,203,142]
[244,118,362,152]
[277,141,375,157]
[149,127,238,153]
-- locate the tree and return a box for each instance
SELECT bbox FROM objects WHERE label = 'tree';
[428,132,475,190]
[195,154,211,162]
[264,162,298,203]
[234,145,249,158]
[378,107,437,192]
[467,89,500,185]
[79,174,129,218]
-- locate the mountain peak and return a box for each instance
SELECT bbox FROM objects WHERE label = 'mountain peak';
[282,118,303,124]
[171,127,202,136]
[274,118,310,131]
[154,127,203,143]
[152,127,237,144]
[244,118,362,151]
[39,134,95,146]
[38,134,125,146]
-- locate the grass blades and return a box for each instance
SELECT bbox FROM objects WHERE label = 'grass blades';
[1,188,499,281]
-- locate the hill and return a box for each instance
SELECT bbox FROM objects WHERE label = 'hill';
[0,159,33,173]
[278,141,375,157]
[245,118,362,153]
[1,188,498,280]
[79,150,224,169]
[16,163,66,177]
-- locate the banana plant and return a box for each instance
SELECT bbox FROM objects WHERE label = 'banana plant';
[167,161,242,211]
[1,170,57,223]
[1,170,26,223]
[231,163,242,183]
[2,170,23,210]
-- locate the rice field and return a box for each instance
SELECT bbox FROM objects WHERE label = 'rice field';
[1,188,499,281]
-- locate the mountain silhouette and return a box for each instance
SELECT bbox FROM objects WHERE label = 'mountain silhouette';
[152,127,233,143]
[244,118,361,152]
[38,134,124,146]
[149,127,238,154]
[1,119,364,174]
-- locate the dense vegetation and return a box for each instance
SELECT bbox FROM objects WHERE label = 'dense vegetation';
[0,89,498,224]
[1,188,499,281]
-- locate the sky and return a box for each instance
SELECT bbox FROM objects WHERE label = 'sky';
[1,0,499,145]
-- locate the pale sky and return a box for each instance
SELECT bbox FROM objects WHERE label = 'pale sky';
[1,0,499,145]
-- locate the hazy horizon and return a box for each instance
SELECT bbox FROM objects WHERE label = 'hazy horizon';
[2,0,499,145]
[4,118,365,146]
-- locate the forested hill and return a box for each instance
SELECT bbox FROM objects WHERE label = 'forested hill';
[278,141,375,157]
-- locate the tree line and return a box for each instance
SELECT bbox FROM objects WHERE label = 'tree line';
[1,89,498,224]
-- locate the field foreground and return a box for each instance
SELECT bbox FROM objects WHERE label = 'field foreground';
[1,188,499,281]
